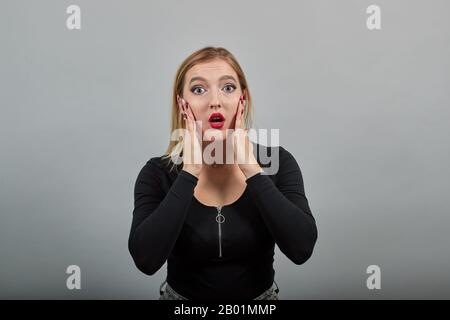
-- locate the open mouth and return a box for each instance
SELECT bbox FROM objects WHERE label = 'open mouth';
[208,113,225,129]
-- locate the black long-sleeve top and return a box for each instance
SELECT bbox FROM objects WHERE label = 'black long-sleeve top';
[128,143,318,300]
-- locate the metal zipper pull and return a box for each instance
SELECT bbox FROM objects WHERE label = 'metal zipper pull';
[216,206,225,258]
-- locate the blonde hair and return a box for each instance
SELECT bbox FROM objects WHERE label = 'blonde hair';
[161,46,254,172]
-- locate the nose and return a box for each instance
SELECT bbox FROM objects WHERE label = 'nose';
[208,91,222,110]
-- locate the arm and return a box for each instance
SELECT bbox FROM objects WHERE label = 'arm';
[245,147,318,265]
[128,160,198,275]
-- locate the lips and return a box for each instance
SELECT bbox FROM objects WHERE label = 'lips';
[208,112,225,129]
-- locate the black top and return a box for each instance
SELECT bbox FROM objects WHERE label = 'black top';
[128,143,318,300]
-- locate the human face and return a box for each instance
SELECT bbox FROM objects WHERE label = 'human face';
[182,59,243,140]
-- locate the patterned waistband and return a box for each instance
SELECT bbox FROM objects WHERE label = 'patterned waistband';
[159,279,279,300]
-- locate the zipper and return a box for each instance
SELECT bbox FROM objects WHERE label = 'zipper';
[215,206,225,258]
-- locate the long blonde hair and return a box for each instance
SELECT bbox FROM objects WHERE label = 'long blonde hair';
[161,46,254,172]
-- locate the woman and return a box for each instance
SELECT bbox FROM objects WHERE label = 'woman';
[128,47,318,300]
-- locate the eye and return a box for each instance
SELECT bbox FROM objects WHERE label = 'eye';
[191,86,206,95]
[223,84,236,93]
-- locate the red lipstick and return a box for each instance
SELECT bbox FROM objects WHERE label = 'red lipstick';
[208,112,225,129]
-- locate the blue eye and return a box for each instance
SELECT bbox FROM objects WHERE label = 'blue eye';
[191,86,205,95]
[223,84,236,93]
[190,84,236,95]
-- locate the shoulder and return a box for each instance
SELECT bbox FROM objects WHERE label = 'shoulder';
[147,155,170,169]
[136,155,182,184]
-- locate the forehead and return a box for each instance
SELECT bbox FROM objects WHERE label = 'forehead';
[186,59,237,81]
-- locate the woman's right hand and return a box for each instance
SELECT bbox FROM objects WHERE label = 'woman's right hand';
[177,95,203,178]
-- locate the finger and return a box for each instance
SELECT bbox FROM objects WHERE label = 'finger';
[241,99,245,129]
[182,100,194,135]
[183,99,202,141]
[178,96,191,120]
[180,100,193,164]
[241,98,245,124]
[179,109,187,124]
[236,98,245,130]
[185,100,197,122]
[177,96,187,120]
[232,98,240,129]
[180,98,193,121]
[177,95,184,112]
[178,99,191,127]
[179,101,192,147]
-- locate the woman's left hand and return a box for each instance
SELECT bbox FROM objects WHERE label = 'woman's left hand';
[232,96,263,179]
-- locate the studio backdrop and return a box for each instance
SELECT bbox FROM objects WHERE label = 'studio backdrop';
[1,0,449,299]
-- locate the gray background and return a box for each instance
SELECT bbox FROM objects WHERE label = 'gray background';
[1,0,449,299]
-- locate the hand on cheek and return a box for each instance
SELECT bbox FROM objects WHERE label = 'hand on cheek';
[232,95,263,179]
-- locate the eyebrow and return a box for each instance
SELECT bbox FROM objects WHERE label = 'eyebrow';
[189,75,237,85]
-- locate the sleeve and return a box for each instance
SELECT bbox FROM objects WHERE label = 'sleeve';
[245,146,318,265]
[128,160,198,275]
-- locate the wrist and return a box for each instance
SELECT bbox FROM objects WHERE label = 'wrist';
[241,164,263,179]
